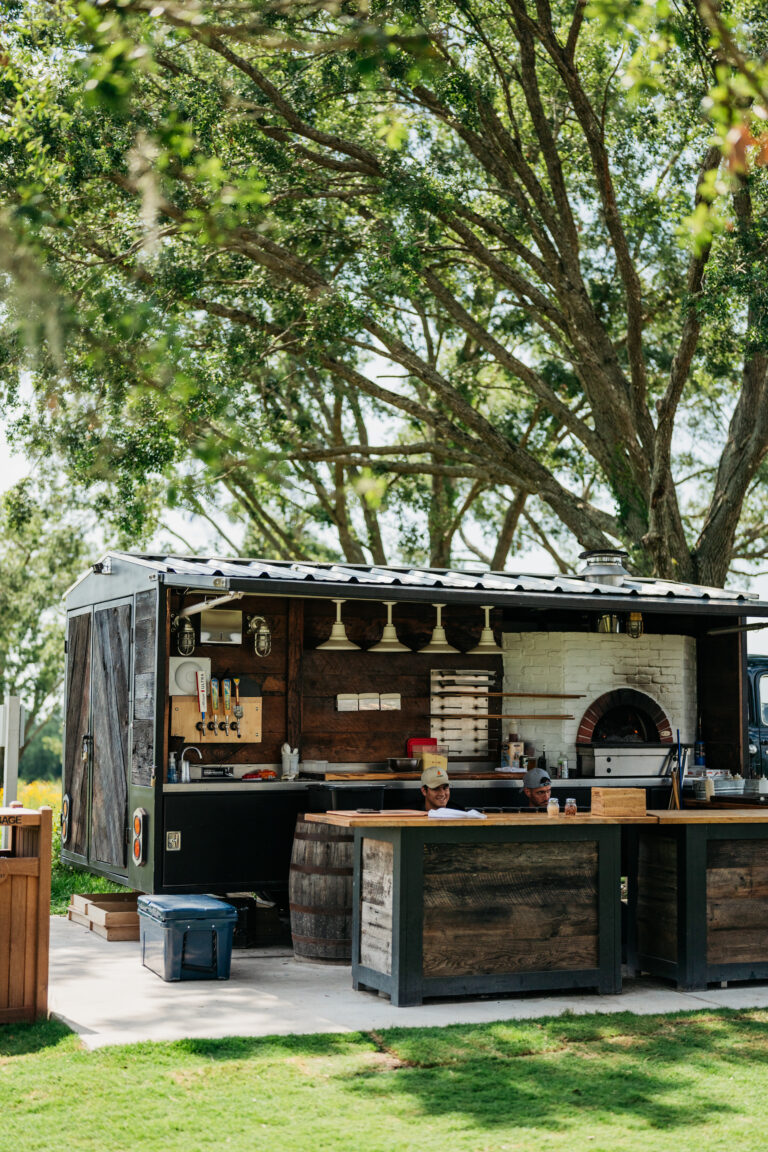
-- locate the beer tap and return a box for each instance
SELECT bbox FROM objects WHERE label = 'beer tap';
[232,677,242,738]
[208,678,220,734]
[219,678,231,735]
[195,671,208,737]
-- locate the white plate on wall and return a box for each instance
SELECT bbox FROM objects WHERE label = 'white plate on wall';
[169,656,212,695]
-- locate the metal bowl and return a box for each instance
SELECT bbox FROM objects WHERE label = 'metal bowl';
[387,757,420,772]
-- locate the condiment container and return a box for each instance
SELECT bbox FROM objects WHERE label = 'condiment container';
[564,797,577,816]
[546,798,560,817]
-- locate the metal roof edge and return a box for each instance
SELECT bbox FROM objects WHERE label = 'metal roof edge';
[68,552,768,614]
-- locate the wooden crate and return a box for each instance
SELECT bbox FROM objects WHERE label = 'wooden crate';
[0,806,52,1023]
[591,787,647,817]
[67,893,139,941]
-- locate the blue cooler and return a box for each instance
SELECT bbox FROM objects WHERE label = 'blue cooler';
[138,895,238,982]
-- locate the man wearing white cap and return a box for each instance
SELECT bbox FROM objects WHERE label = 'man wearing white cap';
[520,766,552,810]
[421,765,451,811]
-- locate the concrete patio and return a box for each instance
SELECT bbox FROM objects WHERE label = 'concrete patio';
[47,915,768,1050]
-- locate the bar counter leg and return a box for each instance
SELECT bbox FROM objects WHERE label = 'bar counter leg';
[390,831,424,1007]
[597,827,622,995]
[676,826,708,991]
[623,826,639,978]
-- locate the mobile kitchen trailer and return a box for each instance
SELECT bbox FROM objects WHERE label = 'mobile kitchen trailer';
[61,550,765,898]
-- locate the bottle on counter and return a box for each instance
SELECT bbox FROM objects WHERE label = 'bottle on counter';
[557,754,569,779]
[167,753,177,784]
[546,797,560,817]
[564,797,577,816]
[537,745,548,773]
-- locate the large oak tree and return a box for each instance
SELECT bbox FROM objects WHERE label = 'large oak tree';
[3,0,768,581]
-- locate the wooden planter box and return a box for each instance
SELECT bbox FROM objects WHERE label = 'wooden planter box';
[67,893,139,941]
[0,806,52,1023]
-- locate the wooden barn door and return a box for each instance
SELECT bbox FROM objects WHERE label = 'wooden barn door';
[90,603,131,870]
[63,610,92,860]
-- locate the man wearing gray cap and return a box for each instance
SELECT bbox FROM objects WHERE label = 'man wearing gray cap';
[421,765,451,811]
[520,766,552,810]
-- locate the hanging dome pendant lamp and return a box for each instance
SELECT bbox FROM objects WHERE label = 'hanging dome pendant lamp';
[317,599,360,651]
[370,601,409,653]
[467,605,503,654]
[421,603,459,654]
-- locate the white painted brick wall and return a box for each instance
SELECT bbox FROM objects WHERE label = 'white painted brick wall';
[502,632,696,761]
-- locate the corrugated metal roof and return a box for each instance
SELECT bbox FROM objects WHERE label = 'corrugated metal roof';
[92,551,759,607]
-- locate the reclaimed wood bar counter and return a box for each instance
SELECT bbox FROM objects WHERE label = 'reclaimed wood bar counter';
[306,811,654,1006]
[635,810,768,990]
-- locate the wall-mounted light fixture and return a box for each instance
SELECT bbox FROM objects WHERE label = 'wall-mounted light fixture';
[627,611,644,639]
[174,616,196,655]
[246,614,272,657]
[172,590,245,656]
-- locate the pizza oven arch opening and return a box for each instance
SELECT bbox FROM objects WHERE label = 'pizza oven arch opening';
[577,688,674,745]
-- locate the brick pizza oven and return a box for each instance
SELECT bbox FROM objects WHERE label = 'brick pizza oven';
[502,631,696,767]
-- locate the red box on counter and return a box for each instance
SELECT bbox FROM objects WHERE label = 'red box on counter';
[406,737,437,759]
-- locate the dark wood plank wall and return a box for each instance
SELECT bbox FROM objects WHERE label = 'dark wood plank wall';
[286,600,303,751]
[168,593,289,766]
[302,599,503,762]
[696,625,746,774]
[132,589,157,786]
[636,832,678,962]
[421,840,599,977]
[64,612,91,857]
[166,595,501,766]
[707,838,768,964]
[91,604,131,868]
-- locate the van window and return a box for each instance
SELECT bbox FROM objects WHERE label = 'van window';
[760,674,768,726]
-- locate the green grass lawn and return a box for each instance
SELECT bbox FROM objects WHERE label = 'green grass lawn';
[3,1010,768,1151]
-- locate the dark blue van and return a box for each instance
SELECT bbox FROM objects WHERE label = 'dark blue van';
[748,656,768,774]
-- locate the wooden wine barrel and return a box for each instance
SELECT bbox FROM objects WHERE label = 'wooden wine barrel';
[289,817,354,963]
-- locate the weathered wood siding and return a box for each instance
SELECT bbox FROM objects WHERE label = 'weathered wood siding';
[64,612,91,857]
[636,831,678,962]
[421,840,599,978]
[132,589,156,786]
[91,604,131,867]
[302,599,502,763]
[707,839,768,964]
[360,838,394,974]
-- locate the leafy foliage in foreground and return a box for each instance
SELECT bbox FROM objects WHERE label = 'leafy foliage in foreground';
[4,2,768,580]
[3,1010,768,1150]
